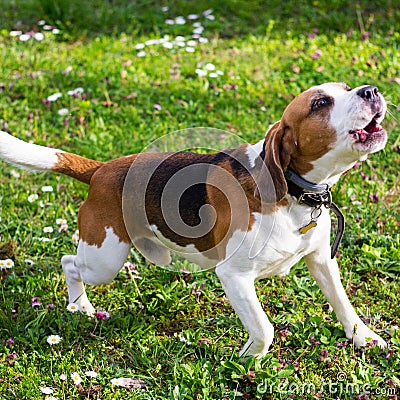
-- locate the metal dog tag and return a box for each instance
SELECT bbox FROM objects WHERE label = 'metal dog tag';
[299,220,317,234]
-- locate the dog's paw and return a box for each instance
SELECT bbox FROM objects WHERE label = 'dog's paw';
[77,301,95,316]
[239,337,272,360]
[350,325,387,348]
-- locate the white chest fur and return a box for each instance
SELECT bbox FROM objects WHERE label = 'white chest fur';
[219,196,330,279]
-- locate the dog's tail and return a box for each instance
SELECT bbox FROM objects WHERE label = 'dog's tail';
[0,131,104,184]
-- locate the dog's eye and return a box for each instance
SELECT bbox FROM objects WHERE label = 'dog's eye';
[312,97,331,111]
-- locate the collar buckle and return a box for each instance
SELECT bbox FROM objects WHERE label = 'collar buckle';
[297,188,332,208]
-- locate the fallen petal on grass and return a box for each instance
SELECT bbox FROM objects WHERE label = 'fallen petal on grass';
[111,377,148,389]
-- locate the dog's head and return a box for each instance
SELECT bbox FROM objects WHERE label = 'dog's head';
[262,82,387,201]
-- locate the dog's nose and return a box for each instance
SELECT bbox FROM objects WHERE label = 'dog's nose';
[357,86,380,102]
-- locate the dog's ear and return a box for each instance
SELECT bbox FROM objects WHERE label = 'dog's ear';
[254,121,296,203]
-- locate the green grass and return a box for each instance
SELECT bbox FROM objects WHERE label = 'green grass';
[0,1,399,399]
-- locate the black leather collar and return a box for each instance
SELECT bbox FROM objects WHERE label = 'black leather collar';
[284,169,332,207]
[284,169,345,259]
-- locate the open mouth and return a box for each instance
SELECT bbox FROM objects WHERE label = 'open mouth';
[349,114,385,143]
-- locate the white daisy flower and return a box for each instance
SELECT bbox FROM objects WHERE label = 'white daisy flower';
[56,218,67,225]
[66,303,80,313]
[206,15,215,21]
[46,335,61,345]
[192,26,204,35]
[185,47,195,53]
[145,39,160,45]
[187,40,197,47]
[161,6,169,12]
[111,378,122,386]
[63,66,73,74]
[59,373,67,381]
[188,14,199,20]
[38,20,46,25]
[175,36,185,42]
[19,34,31,42]
[137,51,146,57]
[10,170,21,178]
[72,230,80,245]
[67,87,84,96]
[195,69,207,77]
[4,259,14,269]
[163,42,173,49]
[47,93,62,102]
[205,63,216,71]
[39,387,53,394]
[41,185,53,192]
[198,37,209,43]
[135,43,145,50]
[165,19,174,25]
[52,29,60,34]
[0,260,6,270]
[208,72,218,78]
[85,371,98,378]
[43,226,54,233]
[71,372,82,385]
[179,334,192,345]
[28,194,39,203]
[34,32,45,41]
[10,30,22,37]
[57,108,69,116]
[58,223,68,232]
[175,16,186,25]
[44,396,58,400]
[203,9,213,16]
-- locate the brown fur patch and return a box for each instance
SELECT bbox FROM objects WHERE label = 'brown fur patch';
[281,89,337,175]
[77,156,135,247]
[54,152,104,184]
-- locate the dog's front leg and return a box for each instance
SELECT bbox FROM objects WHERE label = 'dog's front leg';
[216,264,274,358]
[304,250,386,348]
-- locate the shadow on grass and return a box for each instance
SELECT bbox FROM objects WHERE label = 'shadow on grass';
[0,0,398,39]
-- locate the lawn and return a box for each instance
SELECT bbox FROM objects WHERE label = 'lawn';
[0,1,399,399]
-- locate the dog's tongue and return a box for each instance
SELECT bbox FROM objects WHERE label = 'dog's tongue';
[364,120,382,133]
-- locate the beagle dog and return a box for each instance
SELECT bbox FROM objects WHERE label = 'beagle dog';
[0,82,388,358]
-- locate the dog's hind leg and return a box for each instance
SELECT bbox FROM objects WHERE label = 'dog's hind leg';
[60,171,133,314]
[62,254,95,315]
[62,228,131,314]
[62,227,131,315]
